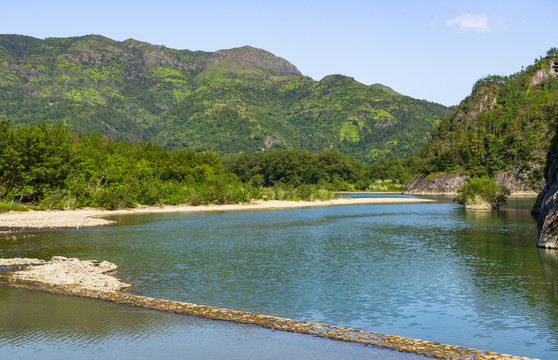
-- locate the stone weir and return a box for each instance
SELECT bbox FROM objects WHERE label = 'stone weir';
[0,259,536,360]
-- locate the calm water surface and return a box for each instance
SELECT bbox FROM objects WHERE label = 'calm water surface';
[1,196,557,359]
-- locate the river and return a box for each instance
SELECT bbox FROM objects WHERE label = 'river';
[1,196,556,359]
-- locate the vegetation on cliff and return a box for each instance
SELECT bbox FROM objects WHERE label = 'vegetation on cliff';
[0,34,450,162]
[412,50,558,191]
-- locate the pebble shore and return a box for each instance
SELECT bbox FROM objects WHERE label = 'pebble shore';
[0,257,537,360]
[1,256,131,291]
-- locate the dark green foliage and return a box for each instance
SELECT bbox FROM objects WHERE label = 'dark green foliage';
[365,156,423,186]
[0,122,383,210]
[454,177,510,209]
[223,149,364,190]
[0,119,73,200]
[0,35,450,162]
[416,53,558,190]
[0,121,260,209]
[224,148,411,192]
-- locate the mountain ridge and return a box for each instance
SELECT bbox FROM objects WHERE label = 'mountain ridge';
[0,34,450,161]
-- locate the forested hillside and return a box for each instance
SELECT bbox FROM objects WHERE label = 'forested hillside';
[406,50,558,192]
[0,34,450,161]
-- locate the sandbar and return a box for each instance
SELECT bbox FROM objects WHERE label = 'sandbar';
[0,197,433,229]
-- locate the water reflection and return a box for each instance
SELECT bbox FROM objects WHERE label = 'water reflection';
[0,286,422,360]
[539,248,558,301]
[1,199,557,359]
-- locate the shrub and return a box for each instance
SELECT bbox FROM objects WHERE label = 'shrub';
[454,177,510,209]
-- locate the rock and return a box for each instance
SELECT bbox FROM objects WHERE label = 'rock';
[405,168,541,196]
[494,170,539,196]
[6,257,131,291]
[98,260,118,272]
[403,174,466,195]
[0,258,46,266]
[532,147,558,248]
[51,256,68,262]
[529,61,558,87]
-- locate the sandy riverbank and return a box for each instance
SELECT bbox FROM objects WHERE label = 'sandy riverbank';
[0,197,433,229]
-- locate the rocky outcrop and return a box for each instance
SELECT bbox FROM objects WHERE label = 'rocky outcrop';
[532,149,558,248]
[403,174,466,195]
[494,169,540,196]
[2,256,131,291]
[404,168,541,196]
[529,60,558,87]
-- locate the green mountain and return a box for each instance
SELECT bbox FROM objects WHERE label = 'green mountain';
[0,34,450,161]
[407,50,558,193]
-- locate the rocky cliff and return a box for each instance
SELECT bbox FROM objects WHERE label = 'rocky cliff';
[532,143,558,248]
[403,169,540,196]
[403,174,466,195]
[411,52,558,193]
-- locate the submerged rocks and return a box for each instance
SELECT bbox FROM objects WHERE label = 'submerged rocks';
[2,256,131,291]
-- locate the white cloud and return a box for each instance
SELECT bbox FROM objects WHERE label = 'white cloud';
[446,13,490,34]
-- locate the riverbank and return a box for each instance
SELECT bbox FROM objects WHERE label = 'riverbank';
[0,197,433,229]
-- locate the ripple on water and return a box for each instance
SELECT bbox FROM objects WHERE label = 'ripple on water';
[1,200,556,359]
[0,286,425,360]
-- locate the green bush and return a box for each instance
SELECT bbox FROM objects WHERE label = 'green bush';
[454,177,510,209]
[39,188,77,209]
[367,179,405,192]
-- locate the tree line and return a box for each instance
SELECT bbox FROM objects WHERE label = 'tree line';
[0,121,413,210]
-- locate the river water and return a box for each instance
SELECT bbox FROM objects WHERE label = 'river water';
[1,196,557,359]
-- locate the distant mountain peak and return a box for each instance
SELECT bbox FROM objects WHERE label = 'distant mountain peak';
[210,45,301,77]
[370,83,402,96]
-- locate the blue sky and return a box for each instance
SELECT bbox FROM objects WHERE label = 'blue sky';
[1,0,555,106]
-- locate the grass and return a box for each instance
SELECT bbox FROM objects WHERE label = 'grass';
[367,179,405,192]
[0,202,40,213]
